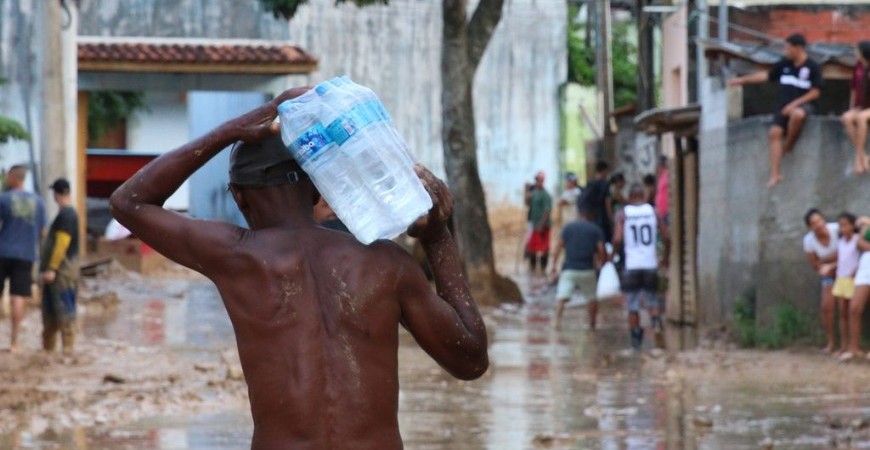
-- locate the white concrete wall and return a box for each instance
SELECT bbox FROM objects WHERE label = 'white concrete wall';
[284,0,567,205]
[126,92,190,210]
[0,0,44,191]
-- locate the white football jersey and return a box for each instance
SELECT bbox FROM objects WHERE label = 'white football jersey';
[622,203,658,270]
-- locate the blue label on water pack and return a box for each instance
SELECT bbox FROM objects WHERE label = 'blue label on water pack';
[291,124,332,165]
[326,105,381,145]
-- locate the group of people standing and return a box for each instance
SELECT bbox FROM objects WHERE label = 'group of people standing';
[524,158,670,350]
[803,209,870,362]
[729,34,870,186]
[1,165,80,354]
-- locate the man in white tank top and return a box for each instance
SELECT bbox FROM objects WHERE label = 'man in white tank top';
[613,184,669,350]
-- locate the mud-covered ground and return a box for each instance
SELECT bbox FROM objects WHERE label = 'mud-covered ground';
[1,239,869,449]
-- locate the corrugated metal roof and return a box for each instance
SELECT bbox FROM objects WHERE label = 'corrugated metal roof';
[698,38,856,68]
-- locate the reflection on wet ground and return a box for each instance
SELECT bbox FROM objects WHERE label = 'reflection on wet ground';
[3,280,870,449]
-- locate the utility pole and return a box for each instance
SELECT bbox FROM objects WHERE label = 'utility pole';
[595,0,615,163]
[42,0,66,207]
[718,0,728,41]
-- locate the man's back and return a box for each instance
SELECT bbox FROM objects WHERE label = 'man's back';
[212,227,408,449]
[0,189,45,261]
[560,220,604,271]
[109,90,488,450]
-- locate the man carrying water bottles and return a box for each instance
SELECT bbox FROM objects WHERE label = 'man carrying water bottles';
[110,88,488,450]
[613,184,669,350]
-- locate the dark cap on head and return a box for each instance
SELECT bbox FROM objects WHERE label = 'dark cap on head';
[786,33,807,47]
[229,135,308,187]
[49,178,70,194]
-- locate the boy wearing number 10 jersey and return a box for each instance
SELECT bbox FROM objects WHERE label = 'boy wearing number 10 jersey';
[613,184,669,350]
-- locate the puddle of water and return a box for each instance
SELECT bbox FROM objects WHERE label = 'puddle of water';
[3,280,870,449]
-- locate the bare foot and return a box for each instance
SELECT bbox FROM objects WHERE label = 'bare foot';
[862,153,870,173]
[855,154,867,174]
[8,345,19,354]
[821,344,835,354]
[766,175,783,188]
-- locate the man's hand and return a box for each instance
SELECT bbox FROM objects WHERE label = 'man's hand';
[408,165,454,242]
[549,266,559,279]
[42,270,56,284]
[229,87,310,143]
[781,103,796,116]
[728,78,743,87]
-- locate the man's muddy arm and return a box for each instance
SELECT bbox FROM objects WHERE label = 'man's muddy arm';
[398,167,488,380]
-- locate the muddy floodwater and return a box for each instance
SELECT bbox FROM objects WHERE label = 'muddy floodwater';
[2,274,870,449]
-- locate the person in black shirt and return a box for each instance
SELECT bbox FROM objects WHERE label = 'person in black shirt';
[729,33,822,188]
[40,178,80,353]
[577,161,612,242]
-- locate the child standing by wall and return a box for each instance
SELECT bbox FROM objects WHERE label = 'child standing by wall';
[833,212,860,360]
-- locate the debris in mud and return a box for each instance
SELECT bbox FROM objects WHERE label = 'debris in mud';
[102,374,126,384]
[692,414,713,428]
[532,434,554,446]
[759,436,774,449]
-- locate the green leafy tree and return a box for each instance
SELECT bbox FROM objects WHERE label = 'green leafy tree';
[87,91,148,143]
[259,0,521,305]
[568,13,637,108]
[0,78,30,144]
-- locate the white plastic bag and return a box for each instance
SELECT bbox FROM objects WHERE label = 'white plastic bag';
[596,262,621,299]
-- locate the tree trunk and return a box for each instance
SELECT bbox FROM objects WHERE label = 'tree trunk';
[441,0,520,306]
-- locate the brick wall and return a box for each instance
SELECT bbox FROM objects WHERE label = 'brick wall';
[713,6,870,44]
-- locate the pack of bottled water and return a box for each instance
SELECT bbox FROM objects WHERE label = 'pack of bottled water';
[277,76,433,244]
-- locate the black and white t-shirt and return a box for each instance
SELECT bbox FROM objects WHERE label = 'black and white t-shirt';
[622,203,658,271]
[768,57,823,108]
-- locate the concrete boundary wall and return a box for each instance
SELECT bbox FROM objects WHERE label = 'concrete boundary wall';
[698,114,870,327]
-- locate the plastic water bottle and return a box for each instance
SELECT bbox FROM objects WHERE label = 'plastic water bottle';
[278,90,380,243]
[330,78,431,230]
[277,77,433,244]
[316,82,411,237]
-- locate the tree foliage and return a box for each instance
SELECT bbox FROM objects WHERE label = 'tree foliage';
[259,0,387,19]
[87,91,148,142]
[0,77,29,144]
[568,12,637,108]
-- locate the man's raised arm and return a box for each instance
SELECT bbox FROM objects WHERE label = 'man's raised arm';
[110,88,307,275]
[395,166,489,380]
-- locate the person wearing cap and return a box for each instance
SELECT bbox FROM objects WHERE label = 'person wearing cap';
[0,165,46,353]
[558,172,582,227]
[39,178,80,353]
[524,171,552,276]
[841,40,870,174]
[109,88,488,449]
[729,33,823,188]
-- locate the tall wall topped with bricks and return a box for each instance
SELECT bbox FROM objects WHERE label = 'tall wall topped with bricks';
[713,5,870,44]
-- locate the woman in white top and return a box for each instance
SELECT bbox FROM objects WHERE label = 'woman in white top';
[802,209,838,353]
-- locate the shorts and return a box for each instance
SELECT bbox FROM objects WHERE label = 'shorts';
[0,257,33,297]
[42,284,77,326]
[833,276,855,299]
[622,269,658,292]
[623,269,659,312]
[821,276,835,287]
[556,269,596,304]
[855,253,870,287]
[772,103,814,131]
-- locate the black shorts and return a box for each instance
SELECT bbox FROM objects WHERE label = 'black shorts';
[622,269,658,292]
[772,104,814,131]
[0,258,33,296]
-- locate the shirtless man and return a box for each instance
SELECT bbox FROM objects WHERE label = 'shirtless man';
[110,88,488,449]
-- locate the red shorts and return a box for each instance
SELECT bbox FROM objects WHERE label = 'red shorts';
[526,227,551,254]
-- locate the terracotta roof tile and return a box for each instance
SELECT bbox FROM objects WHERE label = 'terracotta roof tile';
[78,40,317,67]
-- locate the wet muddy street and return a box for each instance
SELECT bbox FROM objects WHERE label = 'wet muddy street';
[2,270,870,449]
